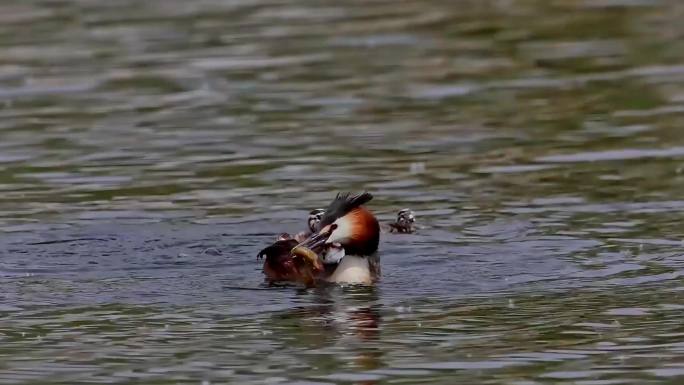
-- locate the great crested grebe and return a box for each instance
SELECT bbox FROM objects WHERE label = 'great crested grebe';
[292,192,380,285]
[258,194,416,286]
[293,208,325,242]
[387,208,416,233]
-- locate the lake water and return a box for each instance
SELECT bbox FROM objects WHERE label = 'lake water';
[2,0,684,384]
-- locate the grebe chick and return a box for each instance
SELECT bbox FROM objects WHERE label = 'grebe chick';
[388,208,416,234]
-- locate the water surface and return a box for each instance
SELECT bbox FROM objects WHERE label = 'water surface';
[2,0,684,384]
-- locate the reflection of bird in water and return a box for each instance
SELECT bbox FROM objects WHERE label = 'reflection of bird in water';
[314,288,383,381]
[386,208,416,234]
[265,287,384,383]
[258,192,381,287]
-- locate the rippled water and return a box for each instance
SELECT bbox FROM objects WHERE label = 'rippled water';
[2,0,684,383]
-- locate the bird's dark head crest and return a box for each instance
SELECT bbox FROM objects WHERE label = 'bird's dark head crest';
[319,192,373,228]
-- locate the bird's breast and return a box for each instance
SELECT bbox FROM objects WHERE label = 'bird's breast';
[326,255,372,285]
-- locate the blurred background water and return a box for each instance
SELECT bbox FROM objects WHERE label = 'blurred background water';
[2,0,684,384]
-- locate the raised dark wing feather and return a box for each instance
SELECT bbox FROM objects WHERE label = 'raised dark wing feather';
[319,192,373,228]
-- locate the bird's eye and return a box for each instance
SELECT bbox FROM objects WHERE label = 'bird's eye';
[330,223,338,231]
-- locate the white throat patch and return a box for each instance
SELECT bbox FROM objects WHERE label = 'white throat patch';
[322,243,345,264]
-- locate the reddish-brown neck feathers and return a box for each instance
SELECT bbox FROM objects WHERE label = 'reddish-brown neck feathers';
[344,207,380,256]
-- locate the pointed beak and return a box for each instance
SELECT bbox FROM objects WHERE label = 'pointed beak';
[294,226,332,253]
[289,225,334,270]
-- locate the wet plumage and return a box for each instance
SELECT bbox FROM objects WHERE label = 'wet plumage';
[257,237,322,287]
[294,192,380,285]
[257,192,382,286]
